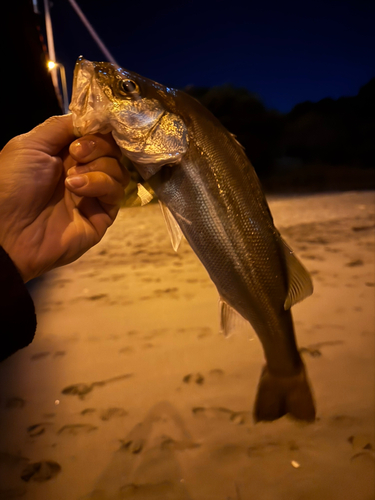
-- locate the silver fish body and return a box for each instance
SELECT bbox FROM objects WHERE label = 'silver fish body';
[70,57,316,422]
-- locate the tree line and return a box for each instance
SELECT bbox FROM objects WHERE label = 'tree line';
[184,78,375,187]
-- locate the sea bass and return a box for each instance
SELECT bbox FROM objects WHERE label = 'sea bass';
[70,56,316,422]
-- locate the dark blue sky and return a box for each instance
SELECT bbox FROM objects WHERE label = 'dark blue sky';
[47,0,374,113]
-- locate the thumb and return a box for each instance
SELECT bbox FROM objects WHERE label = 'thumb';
[13,114,76,156]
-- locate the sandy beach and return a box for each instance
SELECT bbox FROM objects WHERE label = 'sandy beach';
[0,190,374,500]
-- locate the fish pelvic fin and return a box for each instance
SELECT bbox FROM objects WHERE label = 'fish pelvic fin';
[159,200,183,252]
[282,238,313,310]
[253,363,316,423]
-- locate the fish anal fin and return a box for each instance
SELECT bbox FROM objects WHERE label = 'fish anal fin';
[253,364,316,423]
[159,200,183,252]
[219,299,248,338]
[282,239,313,310]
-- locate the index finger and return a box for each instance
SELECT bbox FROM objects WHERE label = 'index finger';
[69,133,123,163]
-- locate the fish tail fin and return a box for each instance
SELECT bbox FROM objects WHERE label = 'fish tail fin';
[253,364,316,422]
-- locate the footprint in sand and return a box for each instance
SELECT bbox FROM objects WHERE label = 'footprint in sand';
[58,424,98,436]
[54,278,72,288]
[142,343,155,349]
[300,340,344,357]
[345,259,364,267]
[348,435,373,450]
[211,443,248,462]
[208,368,225,379]
[301,254,326,261]
[197,327,213,339]
[61,383,95,397]
[159,436,200,451]
[329,414,360,427]
[182,369,224,385]
[54,351,66,357]
[350,451,375,463]
[247,441,281,456]
[119,438,145,454]
[20,460,61,482]
[119,480,187,498]
[299,347,322,357]
[27,423,53,437]
[153,287,179,298]
[61,373,133,399]
[127,330,139,336]
[182,373,205,385]
[43,413,56,419]
[5,397,25,409]
[81,408,97,416]
[84,294,108,301]
[30,351,50,361]
[100,408,128,421]
[119,346,135,354]
[192,406,251,425]
[348,434,374,462]
[351,223,375,233]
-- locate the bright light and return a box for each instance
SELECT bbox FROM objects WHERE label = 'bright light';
[46,60,69,113]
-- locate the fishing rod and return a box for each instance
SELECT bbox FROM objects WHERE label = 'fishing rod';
[66,0,119,65]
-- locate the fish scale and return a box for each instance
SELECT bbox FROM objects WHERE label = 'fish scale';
[70,56,316,422]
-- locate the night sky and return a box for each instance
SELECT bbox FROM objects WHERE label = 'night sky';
[46,0,374,113]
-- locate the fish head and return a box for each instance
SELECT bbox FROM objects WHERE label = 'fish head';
[70,56,189,179]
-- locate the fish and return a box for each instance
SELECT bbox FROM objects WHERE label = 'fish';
[70,56,316,422]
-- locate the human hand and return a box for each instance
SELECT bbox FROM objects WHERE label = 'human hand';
[0,114,129,282]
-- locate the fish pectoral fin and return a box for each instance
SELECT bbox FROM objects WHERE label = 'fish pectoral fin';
[159,200,183,252]
[282,238,313,310]
[219,299,248,337]
[122,183,154,207]
[137,183,154,206]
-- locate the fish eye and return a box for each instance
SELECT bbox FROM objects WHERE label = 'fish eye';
[119,79,139,95]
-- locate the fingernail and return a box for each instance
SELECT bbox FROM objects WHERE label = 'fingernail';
[71,139,96,158]
[66,175,88,188]
[67,165,90,176]
[67,167,77,177]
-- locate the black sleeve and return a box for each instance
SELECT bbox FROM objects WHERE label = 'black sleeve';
[0,247,36,361]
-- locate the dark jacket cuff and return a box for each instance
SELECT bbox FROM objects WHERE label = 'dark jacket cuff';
[0,247,36,361]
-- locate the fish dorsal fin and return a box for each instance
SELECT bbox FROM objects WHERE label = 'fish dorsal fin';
[230,132,245,150]
[159,200,183,252]
[137,183,153,206]
[282,238,313,310]
[219,299,248,337]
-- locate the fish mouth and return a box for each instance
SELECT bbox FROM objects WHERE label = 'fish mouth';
[69,56,113,137]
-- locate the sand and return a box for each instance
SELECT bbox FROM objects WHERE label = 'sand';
[0,190,374,500]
